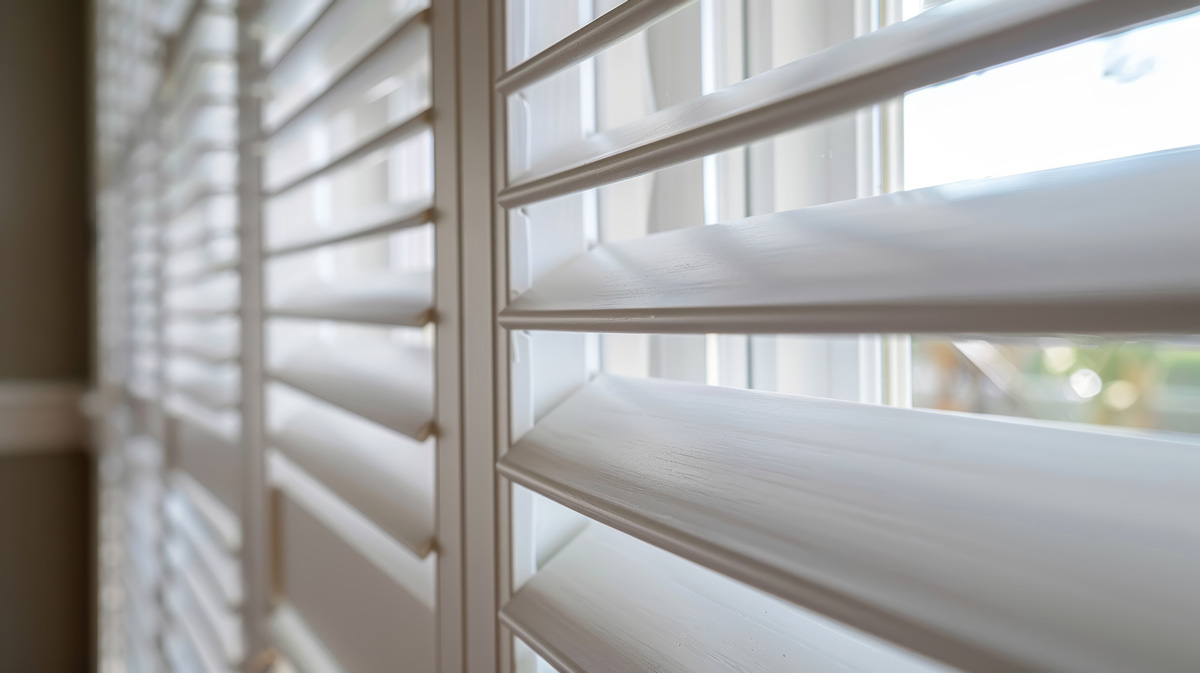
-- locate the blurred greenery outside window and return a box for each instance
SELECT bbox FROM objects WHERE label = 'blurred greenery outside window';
[904,5,1200,432]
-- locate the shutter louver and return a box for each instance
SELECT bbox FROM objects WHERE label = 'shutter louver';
[254,1,440,670]
[497,2,1200,673]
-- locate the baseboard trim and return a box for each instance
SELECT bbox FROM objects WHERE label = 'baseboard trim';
[0,382,88,454]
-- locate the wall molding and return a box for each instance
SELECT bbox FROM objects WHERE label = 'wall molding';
[0,382,88,454]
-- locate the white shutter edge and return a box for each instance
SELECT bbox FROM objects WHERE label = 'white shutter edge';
[164,393,241,445]
[499,0,1198,208]
[164,626,201,673]
[165,491,245,607]
[168,359,241,410]
[257,0,336,70]
[171,469,243,552]
[265,199,433,256]
[167,341,240,366]
[165,257,241,288]
[269,603,346,673]
[264,108,431,197]
[502,526,954,673]
[166,578,235,673]
[167,4,237,86]
[500,146,1200,334]
[167,537,245,663]
[266,270,434,327]
[267,450,438,608]
[496,0,694,94]
[267,344,434,442]
[262,5,429,137]
[499,374,1200,673]
[269,405,435,556]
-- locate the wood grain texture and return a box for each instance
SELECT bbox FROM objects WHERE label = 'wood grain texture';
[500,0,1197,207]
[269,270,433,327]
[269,341,434,441]
[504,526,953,673]
[499,374,1200,673]
[502,147,1200,334]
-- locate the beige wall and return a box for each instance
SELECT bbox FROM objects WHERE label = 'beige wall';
[0,1,92,672]
[0,0,90,381]
[0,454,91,672]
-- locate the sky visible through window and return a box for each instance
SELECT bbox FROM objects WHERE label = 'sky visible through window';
[906,7,1200,431]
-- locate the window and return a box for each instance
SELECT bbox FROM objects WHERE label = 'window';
[905,7,1200,433]
[93,1,1200,673]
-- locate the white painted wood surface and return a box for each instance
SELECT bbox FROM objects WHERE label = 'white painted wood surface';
[270,398,435,557]
[500,0,1198,207]
[265,109,431,197]
[505,526,954,673]
[269,341,434,441]
[269,603,345,673]
[167,537,245,664]
[268,450,437,605]
[499,374,1200,673]
[497,0,694,94]
[263,4,428,135]
[171,470,242,553]
[502,147,1200,334]
[276,492,436,673]
[268,271,433,327]
[177,415,242,513]
[164,626,204,673]
[257,0,335,70]
[266,199,433,256]
[165,491,244,607]
[165,318,240,363]
[167,358,241,409]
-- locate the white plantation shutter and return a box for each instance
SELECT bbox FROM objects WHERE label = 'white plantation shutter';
[494,3,1200,673]
[157,3,248,671]
[94,0,249,671]
[94,2,173,672]
[91,0,1200,672]
[251,0,444,670]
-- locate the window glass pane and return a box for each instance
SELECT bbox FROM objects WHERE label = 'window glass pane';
[907,10,1200,432]
[506,0,860,180]
[905,9,1200,189]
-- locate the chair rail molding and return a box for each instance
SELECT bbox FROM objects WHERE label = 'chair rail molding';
[0,381,89,453]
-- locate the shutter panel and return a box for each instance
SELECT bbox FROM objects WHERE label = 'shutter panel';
[496,3,1200,673]
[253,1,440,670]
[94,1,178,670]
[158,4,246,670]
